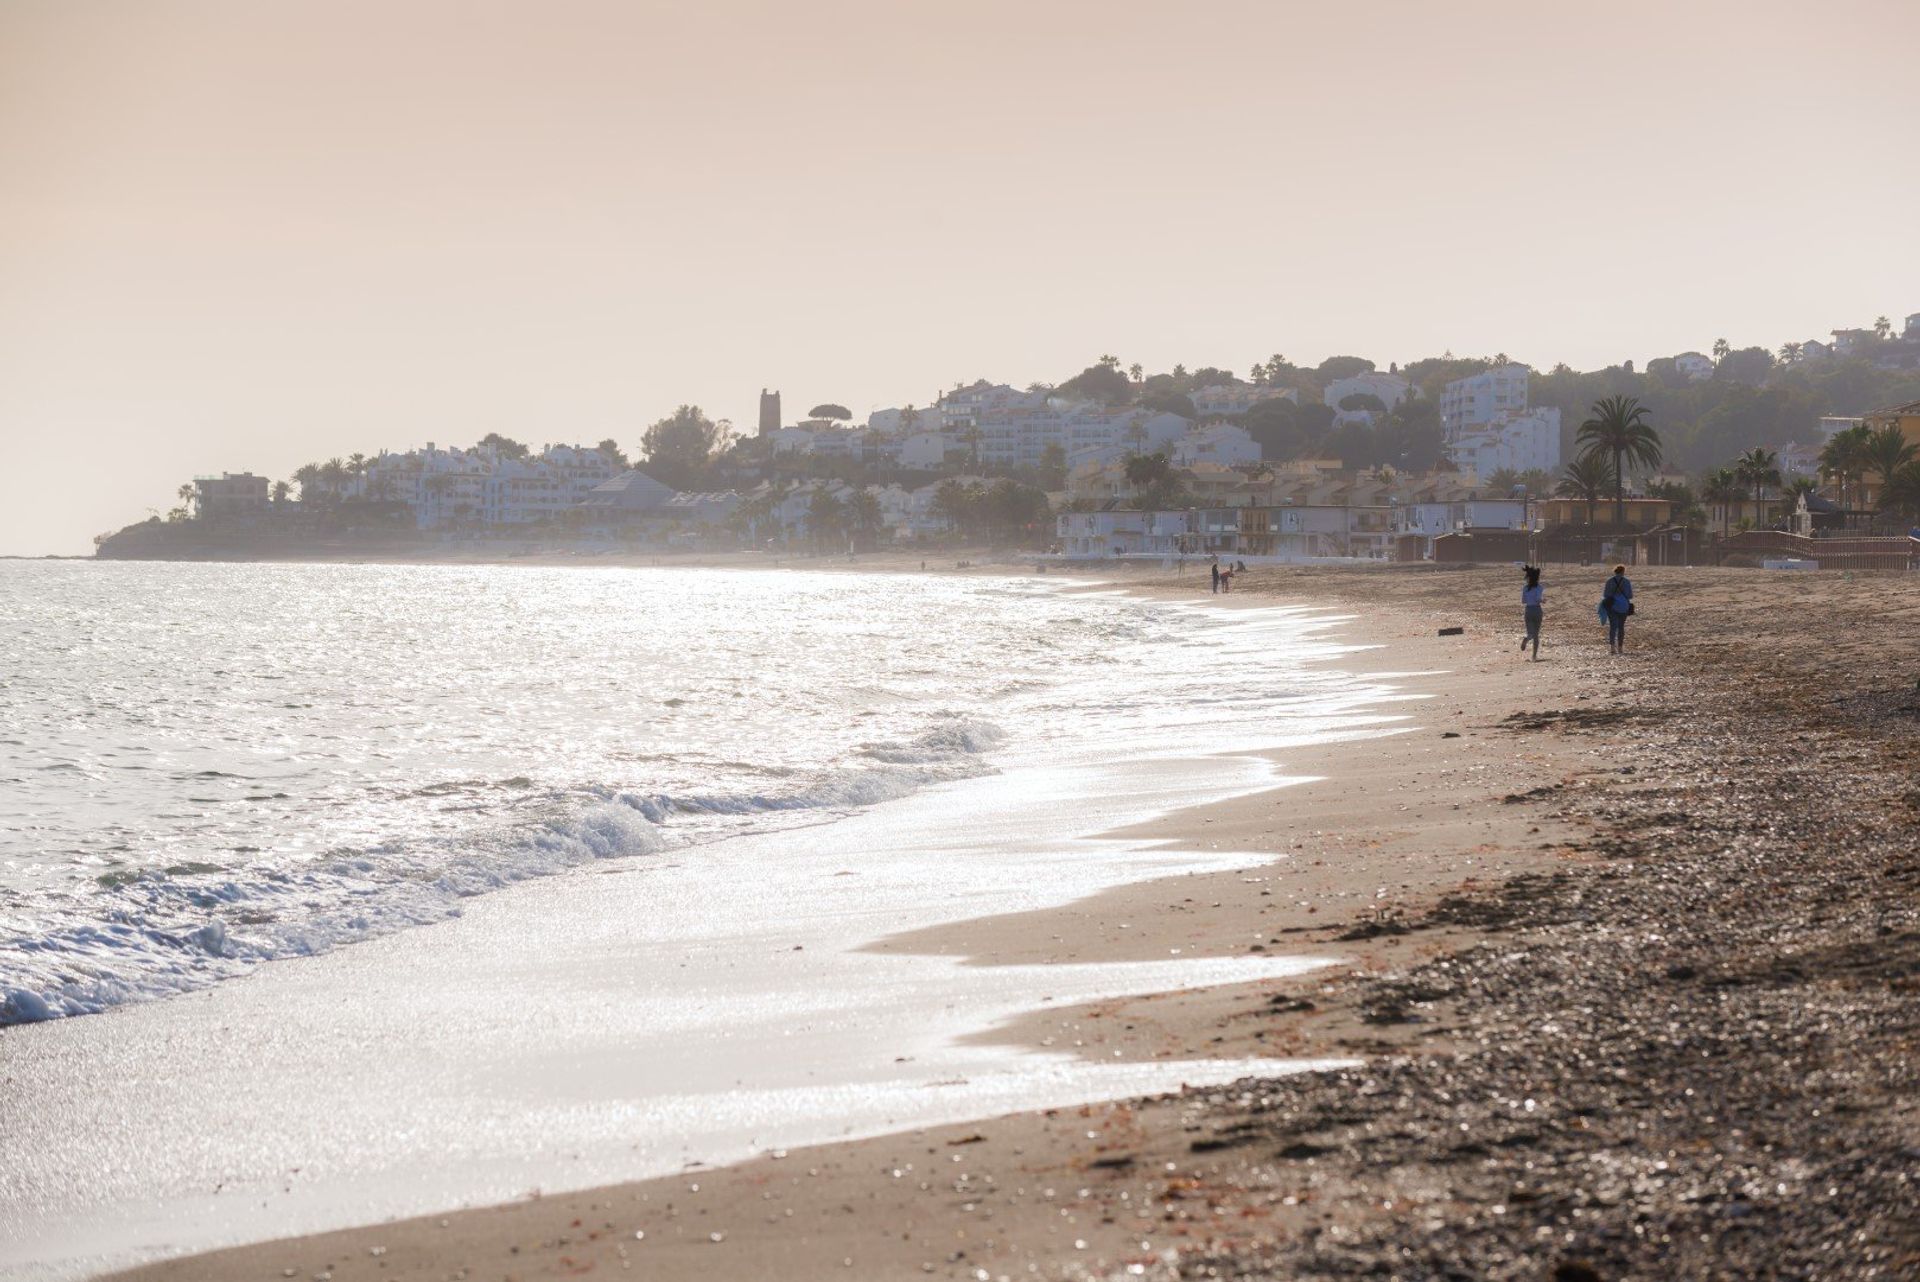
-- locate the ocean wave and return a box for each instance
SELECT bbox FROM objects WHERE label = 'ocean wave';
[0,716,1007,1026]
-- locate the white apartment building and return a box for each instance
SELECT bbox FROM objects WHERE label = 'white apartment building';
[936,381,1046,431]
[362,442,618,529]
[1190,383,1299,417]
[897,431,956,469]
[193,473,270,518]
[1170,423,1261,467]
[1444,407,1563,480]
[1440,364,1531,434]
[1818,415,1863,440]
[1778,441,1824,478]
[1062,410,1188,459]
[968,407,1190,469]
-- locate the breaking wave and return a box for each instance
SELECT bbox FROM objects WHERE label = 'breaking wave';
[0,718,1004,1026]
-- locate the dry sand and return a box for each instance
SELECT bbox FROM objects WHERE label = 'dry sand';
[107,563,1920,1281]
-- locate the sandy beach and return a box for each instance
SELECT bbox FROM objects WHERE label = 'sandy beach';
[99,562,1920,1280]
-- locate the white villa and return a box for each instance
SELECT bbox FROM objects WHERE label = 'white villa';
[1189,382,1299,417]
[1323,372,1413,421]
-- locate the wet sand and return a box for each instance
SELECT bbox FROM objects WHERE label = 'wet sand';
[107,563,1920,1280]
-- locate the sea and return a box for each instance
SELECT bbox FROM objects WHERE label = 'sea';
[1,559,1426,1278]
[0,560,1380,1027]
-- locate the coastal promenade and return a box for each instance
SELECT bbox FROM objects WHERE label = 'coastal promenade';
[109,564,1920,1281]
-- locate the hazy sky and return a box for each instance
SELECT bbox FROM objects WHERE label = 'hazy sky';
[3,0,1916,554]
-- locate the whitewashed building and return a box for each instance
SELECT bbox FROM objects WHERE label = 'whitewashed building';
[1323,372,1412,412]
[1672,352,1715,382]
[1190,383,1299,417]
[767,427,817,456]
[1779,440,1824,478]
[897,431,958,470]
[1444,407,1562,481]
[1440,364,1531,435]
[1170,423,1261,467]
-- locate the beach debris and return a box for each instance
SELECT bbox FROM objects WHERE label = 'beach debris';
[1437,626,1465,635]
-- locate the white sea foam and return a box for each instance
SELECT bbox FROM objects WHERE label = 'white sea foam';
[0,724,1006,1024]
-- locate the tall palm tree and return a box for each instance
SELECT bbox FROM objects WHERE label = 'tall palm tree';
[293,463,321,501]
[848,487,884,548]
[1874,315,1892,341]
[1819,425,1872,512]
[1701,467,1743,539]
[1780,475,1818,514]
[1881,461,1920,528]
[1576,396,1663,529]
[1555,454,1615,527]
[1860,426,1917,528]
[1777,341,1803,364]
[271,480,292,504]
[1732,447,1781,507]
[1485,467,1523,493]
[1123,451,1174,493]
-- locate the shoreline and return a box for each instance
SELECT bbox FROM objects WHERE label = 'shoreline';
[100,574,1602,1282]
[93,564,1920,1278]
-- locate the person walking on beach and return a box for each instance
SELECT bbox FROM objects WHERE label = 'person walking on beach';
[1521,564,1545,660]
[1209,556,1220,594]
[1601,563,1633,655]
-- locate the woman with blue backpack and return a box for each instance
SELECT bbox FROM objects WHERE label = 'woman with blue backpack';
[1599,564,1634,655]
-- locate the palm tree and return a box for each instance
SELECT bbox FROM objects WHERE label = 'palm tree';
[1701,467,1743,539]
[1485,467,1523,494]
[272,480,292,504]
[1576,396,1663,529]
[1127,362,1144,384]
[1860,426,1917,527]
[1778,341,1803,364]
[1123,451,1173,493]
[1881,461,1920,529]
[848,487,884,548]
[176,482,196,517]
[1732,447,1781,508]
[1555,454,1615,527]
[930,479,976,535]
[293,463,321,501]
[1874,315,1892,341]
[1819,425,1872,512]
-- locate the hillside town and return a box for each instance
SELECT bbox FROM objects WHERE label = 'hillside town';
[103,312,1920,568]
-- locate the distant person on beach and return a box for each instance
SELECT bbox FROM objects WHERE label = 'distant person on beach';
[1210,557,1220,594]
[1602,564,1633,654]
[1520,564,1544,660]
[1220,566,1234,593]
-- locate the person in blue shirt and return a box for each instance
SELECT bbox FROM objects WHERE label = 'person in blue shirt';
[1520,565,1545,660]
[1602,564,1633,655]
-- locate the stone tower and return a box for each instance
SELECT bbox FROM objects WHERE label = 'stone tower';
[758,389,781,437]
